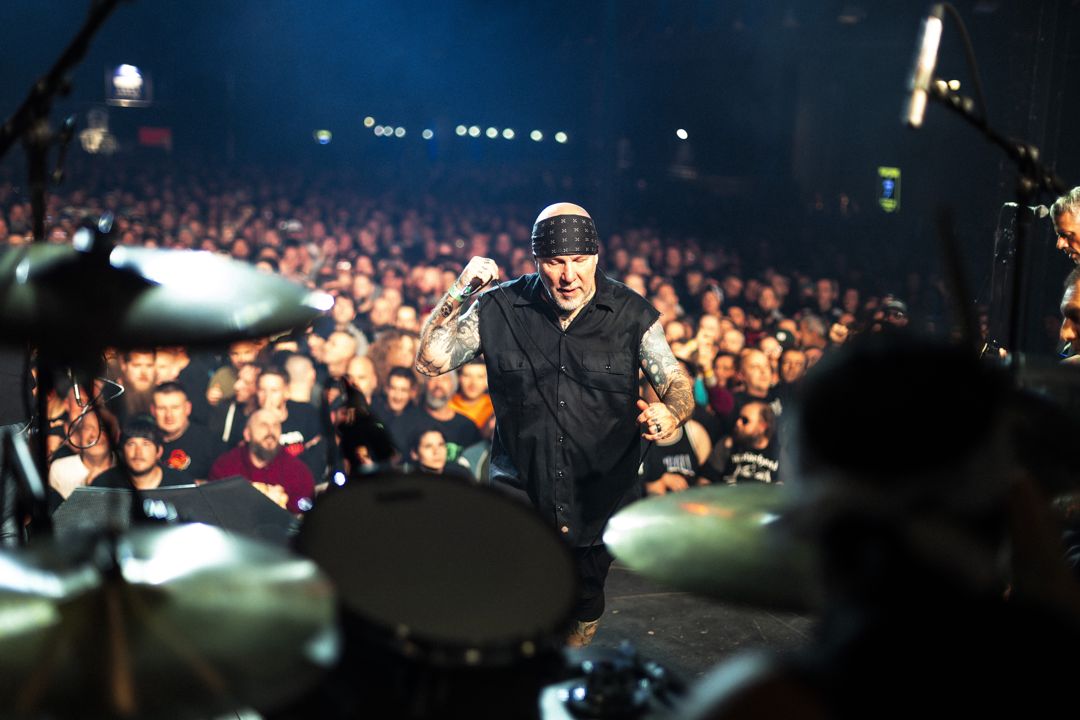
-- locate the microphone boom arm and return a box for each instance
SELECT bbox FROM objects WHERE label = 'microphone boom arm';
[925,80,1069,354]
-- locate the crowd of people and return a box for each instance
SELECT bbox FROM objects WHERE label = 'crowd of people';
[4,160,1080,676]
[0,161,1015,515]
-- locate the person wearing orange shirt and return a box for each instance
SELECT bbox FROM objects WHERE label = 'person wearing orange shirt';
[447,358,494,438]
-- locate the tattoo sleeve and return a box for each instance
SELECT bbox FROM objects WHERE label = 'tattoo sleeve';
[415,293,482,376]
[639,320,695,425]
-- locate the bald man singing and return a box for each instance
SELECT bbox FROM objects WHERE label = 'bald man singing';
[416,202,693,646]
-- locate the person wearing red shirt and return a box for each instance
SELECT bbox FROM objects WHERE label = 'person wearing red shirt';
[208,409,314,513]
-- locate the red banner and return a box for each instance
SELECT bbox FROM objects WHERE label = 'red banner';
[138,126,172,150]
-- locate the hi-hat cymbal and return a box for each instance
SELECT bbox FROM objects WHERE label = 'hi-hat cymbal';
[0,523,339,719]
[604,484,819,612]
[0,243,332,350]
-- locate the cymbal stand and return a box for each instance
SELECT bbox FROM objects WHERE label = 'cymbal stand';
[0,1,127,539]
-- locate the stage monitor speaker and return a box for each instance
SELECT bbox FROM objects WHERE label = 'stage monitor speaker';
[53,476,296,546]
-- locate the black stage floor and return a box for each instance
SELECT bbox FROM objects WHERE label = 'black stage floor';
[572,562,817,683]
[227,561,816,719]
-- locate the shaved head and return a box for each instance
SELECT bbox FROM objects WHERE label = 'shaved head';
[535,202,591,224]
[246,408,283,433]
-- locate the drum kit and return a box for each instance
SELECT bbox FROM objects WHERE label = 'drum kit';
[0,229,812,718]
[7,220,1071,720]
[10,229,1080,717]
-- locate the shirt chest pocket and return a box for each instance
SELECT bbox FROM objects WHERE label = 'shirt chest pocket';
[497,351,531,399]
[580,351,634,394]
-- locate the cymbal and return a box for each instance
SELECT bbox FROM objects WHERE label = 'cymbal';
[0,523,339,719]
[0,243,332,349]
[604,484,819,612]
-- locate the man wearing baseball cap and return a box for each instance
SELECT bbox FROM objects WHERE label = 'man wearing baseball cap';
[92,415,190,491]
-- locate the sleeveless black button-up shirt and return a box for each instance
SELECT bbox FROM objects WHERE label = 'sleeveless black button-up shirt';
[478,270,659,546]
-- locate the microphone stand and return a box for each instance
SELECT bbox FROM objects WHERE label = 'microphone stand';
[923,81,1068,355]
[982,204,1046,358]
[983,205,1015,357]
[0,0,127,241]
[0,1,127,538]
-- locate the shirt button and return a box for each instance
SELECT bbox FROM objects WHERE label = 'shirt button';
[559,400,566,408]
[560,525,569,534]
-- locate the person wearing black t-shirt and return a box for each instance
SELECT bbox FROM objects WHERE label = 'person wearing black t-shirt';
[155,347,216,427]
[256,367,327,482]
[370,366,425,458]
[709,400,782,485]
[151,382,223,482]
[412,372,481,463]
[640,418,712,495]
[93,417,190,491]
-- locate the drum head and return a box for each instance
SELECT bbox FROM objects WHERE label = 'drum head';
[296,473,577,666]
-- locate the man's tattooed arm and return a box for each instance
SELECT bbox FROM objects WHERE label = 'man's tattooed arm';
[416,256,497,376]
[639,319,695,425]
[415,293,483,376]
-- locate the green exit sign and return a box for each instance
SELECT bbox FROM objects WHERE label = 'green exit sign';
[877,167,901,212]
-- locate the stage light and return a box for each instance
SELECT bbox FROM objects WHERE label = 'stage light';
[468,125,481,137]
[456,125,467,136]
[382,125,395,135]
[395,127,406,138]
[363,116,375,127]
[837,5,866,24]
[947,79,961,91]
[555,132,568,144]
[530,130,543,142]
[107,64,152,107]
[115,64,141,87]
[676,128,689,140]
[422,129,434,140]
[374,126,385,136]
[503,128,515,139]
[486,127,498,138]
[313,129,332,145]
